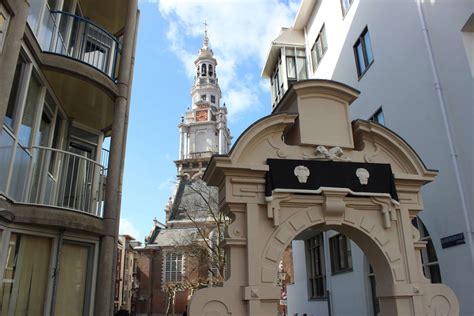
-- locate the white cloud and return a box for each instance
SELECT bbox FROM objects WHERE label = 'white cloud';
[156,0,299,116]
[119,218,141,240]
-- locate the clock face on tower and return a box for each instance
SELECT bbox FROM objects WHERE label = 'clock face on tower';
[196,110,208,122]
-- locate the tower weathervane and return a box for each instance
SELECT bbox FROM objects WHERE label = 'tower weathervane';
[203,20,209,48]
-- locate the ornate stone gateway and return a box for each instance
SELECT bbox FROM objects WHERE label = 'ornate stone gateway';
[188,80,458,315]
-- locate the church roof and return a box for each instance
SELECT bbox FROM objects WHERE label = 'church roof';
[148,227,200,247]
[168,178,218,222]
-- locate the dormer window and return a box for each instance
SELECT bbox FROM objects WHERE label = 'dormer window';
[209,65,214,77]
[201,64,207,76]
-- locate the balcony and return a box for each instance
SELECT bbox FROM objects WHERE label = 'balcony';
[2,146,107,217]
[38,11,120,79]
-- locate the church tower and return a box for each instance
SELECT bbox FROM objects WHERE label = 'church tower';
[176,26,231,178]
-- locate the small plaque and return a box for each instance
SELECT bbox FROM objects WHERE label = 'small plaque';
[440,233,465,249]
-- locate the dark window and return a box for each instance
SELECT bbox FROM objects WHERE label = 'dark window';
[329,234,352,274]
[368,265,380,315]
[201,63,207,76]
[341,0,354,16]
[354,27,374,78]
[211,95,216,103]
[311,24,328,72]
[4,56,26,129]
[306,233,326,298]
[369,107,385,125]
[412,217,442,283]
[209,64,213,77]
[201,94,206,101]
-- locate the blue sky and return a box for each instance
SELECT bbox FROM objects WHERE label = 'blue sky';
[120,0,300,241]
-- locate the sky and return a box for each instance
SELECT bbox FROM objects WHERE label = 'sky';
[119,0,301,242]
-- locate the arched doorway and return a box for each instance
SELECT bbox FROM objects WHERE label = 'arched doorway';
[188,80,458,315]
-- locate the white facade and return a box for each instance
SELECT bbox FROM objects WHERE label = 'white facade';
[263,0,473,315]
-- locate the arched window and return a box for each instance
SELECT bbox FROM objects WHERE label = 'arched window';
[209,64,214,77]
[412,217,442,283]
[201,63,207,76]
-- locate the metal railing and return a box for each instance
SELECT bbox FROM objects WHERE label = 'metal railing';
[26,146,106,217]
[40,11,119,79]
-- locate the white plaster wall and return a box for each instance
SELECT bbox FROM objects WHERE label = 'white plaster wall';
[188,124,218,154]
[288,0,474,314]
[287,240,328,316]
[323,232,370,316]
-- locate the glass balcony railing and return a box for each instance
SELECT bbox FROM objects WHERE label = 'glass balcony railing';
[24,146,106,217]
[39,11,119,79]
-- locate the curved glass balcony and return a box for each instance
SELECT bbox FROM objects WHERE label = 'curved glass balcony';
[38,11,119,79]
[23,146,106,217]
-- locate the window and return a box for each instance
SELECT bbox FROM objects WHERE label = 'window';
[201,64,207,76]
[461,14,474,77]
[412,217,442,283]
[368,265,380,316]
[164,253,183,283]
[369,107,385,125]
[354,27,374,78]
[341,0,354,17]
[306,233,326,298]
[0,233,53,314]
[209,64,214,77]
[211,95,216,104]
[0,4,10,54]
[286,48,307,82]
[54,242,94,315]
[201,94,206,101]
[329,234,352,274]
[311,24,328,72]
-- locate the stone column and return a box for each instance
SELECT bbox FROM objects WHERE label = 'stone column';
[0,0,29,124]
[94,0,138,315]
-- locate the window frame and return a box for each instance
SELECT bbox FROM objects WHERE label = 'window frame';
[163,252,184,283]
[306,233,327,299]
[340,0,354,17]
[353,27,374,79]
[311,24,328,73]
[412,217,442,283]
[329,233,353,275]
[369,107,385,125]
[0,3,10,55]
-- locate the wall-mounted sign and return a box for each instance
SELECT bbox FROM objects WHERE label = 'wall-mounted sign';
[440,233,465,249]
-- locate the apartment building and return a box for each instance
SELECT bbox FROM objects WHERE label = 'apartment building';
[0,0,138,314]
[262,0,473,315]
[115,235,140,314]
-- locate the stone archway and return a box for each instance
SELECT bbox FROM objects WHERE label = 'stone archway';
[188,80,459,316]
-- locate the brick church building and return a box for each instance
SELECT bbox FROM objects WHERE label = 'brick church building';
[134,29,231,316]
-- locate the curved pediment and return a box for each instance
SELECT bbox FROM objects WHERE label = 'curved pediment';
[205,80,436,187]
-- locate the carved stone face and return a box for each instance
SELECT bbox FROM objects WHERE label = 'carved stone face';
[294,165,310,183]
[356,168,370,185]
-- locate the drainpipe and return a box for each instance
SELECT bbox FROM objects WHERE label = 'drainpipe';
[0,0,29,124]
[415,0,473,265]
[94,0,138,315]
